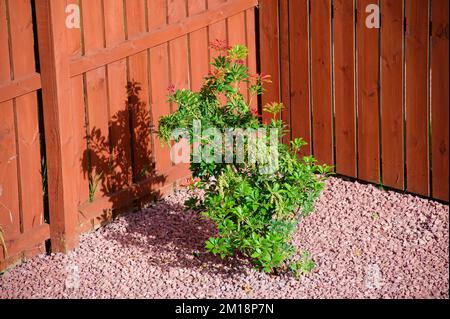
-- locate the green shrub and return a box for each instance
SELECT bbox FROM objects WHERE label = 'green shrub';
[158,43,332,274]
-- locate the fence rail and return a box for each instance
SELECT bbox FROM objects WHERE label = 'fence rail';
[260,0,449,202]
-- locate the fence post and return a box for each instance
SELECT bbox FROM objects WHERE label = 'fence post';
[35,0,79,252]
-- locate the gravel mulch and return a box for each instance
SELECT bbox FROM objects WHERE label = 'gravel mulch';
[0,177,448,299]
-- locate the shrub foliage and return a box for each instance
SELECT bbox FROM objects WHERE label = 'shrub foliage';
[158,44,332,274]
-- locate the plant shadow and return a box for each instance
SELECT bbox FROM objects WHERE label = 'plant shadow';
[81,80,246,278]
[101,193,249,279]
[79,80,168,236]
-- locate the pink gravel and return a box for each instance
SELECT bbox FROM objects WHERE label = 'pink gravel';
[0,177,448,299]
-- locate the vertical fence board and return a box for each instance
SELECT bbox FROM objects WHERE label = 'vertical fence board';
[279,0,291,143]
[208,0,228,109]
[168,0,190,92]
[357,0,380,183]
[8,0,44,232]
[310,0,333,165]
[0,103,19,239]
[289,0,311,156]
[125,0,153,182]
[405,0,429,196]
[228,11,249,101]
[66,0,89,208]
[82,0,110,197]
[380,0,404,189]
[188,0,209,91]
[0,0,21,241]
[431,0,449,201]
[246,8,258,111]
[168,0,190,176]
[208,0,228,61]
[260,0,280,123]
[334,0,357,177]
[149,0,171,173]
[65,0,89,233]
[12,92,43,229]
[104,0,132,192]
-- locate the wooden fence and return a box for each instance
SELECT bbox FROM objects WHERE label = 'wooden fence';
[0,0,48,271]
[260,0,449,202]
[0,0,448,273]
[0,0,257,271]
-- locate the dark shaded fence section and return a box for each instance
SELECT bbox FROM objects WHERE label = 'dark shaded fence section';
[259,0,449,202]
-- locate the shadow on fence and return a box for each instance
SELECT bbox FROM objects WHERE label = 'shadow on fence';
[79,83,246,276]
[80,81,166,224]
